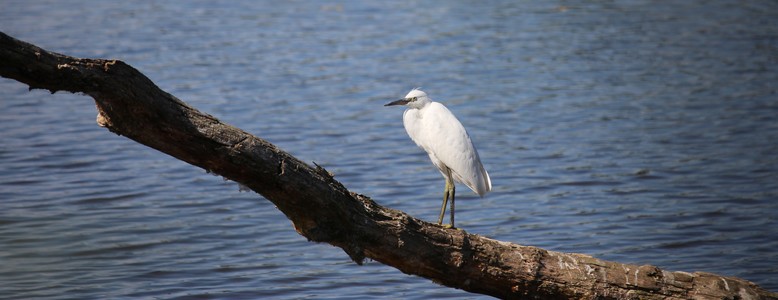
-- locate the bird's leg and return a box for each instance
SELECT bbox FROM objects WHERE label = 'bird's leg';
[449,184,455,228]
[437,180,450,225]
[438,176,455,229]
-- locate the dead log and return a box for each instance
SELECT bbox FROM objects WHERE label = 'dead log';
[1,31,775,300]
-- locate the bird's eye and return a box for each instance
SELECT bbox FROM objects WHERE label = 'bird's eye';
[412,97,418,101]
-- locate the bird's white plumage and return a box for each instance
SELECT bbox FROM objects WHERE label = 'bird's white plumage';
[399,89,491,196]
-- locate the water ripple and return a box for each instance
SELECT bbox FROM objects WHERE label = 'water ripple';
[2,0,777,298]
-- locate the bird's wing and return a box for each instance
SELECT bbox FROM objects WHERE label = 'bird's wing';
[413,102,491,196]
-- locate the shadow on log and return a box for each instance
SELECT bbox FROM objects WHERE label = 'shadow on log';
[1,31,775,300]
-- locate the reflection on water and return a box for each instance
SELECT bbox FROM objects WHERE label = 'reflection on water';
[1,1,777,298]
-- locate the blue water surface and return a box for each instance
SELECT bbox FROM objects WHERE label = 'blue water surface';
[1,1,777,298]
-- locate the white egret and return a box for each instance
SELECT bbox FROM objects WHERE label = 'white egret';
[385,88,491,228]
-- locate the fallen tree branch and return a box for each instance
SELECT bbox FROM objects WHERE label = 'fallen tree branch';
[1,31,775,300]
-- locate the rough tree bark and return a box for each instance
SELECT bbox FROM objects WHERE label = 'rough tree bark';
[1,31,775,300]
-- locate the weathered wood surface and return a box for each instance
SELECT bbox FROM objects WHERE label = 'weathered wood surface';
[2,31,775,299]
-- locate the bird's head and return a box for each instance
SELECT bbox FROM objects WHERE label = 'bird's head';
[384,88,431,109]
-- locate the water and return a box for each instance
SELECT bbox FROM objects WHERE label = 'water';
[1,1,777,298]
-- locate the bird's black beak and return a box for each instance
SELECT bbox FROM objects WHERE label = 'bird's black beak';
[385,98,410,106]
